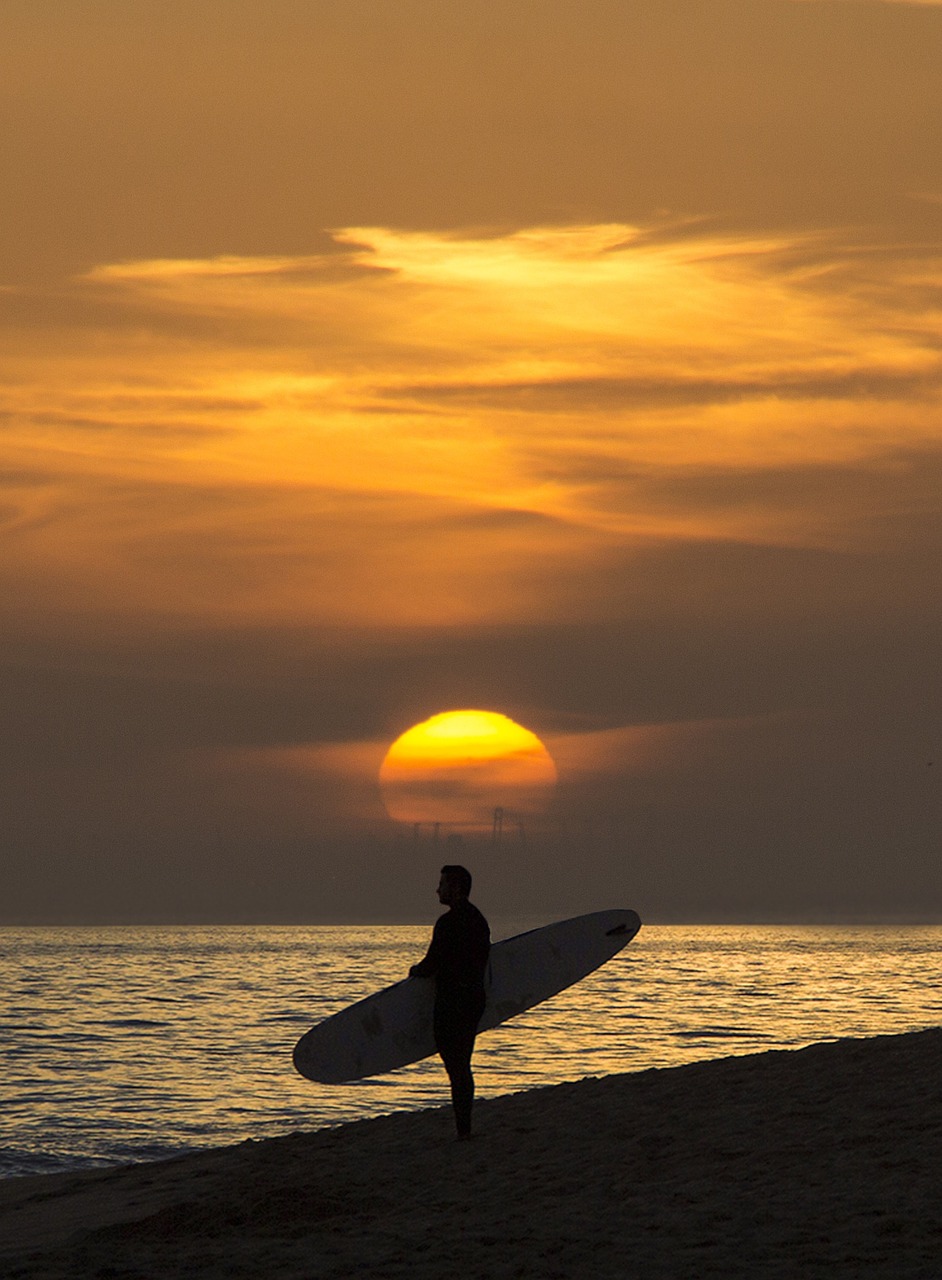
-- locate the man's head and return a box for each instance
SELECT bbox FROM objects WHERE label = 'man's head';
[437,864,472,905]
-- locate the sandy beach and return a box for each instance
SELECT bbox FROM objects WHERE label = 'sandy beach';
[2,1028,941,1279]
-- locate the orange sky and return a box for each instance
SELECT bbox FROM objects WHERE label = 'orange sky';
[2,1,940,922]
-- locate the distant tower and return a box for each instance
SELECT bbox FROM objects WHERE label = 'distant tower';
[492,806,504,844]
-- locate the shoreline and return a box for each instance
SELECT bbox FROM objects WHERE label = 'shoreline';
[3,1028,942,1278]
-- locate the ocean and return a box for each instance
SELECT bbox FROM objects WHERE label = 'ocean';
[2,922,941,1179]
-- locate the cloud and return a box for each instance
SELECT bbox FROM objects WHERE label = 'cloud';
[1,221,940,649]
[5,0,942,294]
[381,367,942,413]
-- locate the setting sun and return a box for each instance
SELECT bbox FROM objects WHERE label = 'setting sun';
[379,710,558,827]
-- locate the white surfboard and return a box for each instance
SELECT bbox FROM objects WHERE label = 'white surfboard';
[293,908,641,1084]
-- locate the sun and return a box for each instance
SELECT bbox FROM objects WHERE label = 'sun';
[379,710,557,826]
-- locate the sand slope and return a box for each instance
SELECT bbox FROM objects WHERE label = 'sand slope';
[3,1028,941,1278]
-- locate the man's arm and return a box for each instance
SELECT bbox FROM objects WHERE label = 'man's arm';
[469,911,490,982]
[409,918,443,977]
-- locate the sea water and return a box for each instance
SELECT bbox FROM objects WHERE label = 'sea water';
[2,923,941,1178]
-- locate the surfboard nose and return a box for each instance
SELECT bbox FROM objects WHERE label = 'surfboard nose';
[605,910,641,938]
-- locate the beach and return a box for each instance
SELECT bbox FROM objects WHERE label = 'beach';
[2,1028,940,1279]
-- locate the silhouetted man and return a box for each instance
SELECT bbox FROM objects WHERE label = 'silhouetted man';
[410,864,491,1138]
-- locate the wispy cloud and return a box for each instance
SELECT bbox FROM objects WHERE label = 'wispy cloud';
[2,222,940,635]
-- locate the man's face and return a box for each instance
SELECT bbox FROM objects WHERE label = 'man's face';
[437,874,460,906]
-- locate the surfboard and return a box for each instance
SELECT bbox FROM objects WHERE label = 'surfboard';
[293,907,641,1084]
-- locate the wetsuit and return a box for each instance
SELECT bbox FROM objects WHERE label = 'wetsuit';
[411,899,491,1136]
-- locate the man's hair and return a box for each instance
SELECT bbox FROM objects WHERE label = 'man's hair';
[441,864,472,896]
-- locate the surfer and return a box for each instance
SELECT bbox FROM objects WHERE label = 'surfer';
[410,864,491,1139]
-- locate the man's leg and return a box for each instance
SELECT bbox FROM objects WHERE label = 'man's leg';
[437,1028,476,1137]
[434,992,485,1137]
